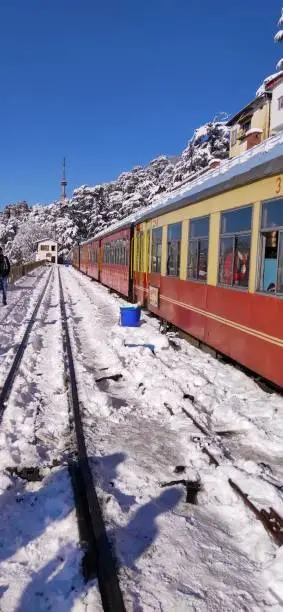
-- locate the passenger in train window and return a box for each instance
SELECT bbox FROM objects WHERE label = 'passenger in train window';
[167,223,182,277]
[234,247,250,286]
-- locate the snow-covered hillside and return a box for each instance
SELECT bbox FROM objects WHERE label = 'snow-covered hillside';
[0,121,229,263]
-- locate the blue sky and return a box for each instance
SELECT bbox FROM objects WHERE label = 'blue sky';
[0,1,282,208]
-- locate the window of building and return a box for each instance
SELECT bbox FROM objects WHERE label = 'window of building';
[51,245,56,252]
[151,227,162,273]
[240,118,251,134]
[187,216,209,281]
[278,96,283,110]
[167,222,182,277]
[218,206,252,288]
[40,244,49,251]
[231,129,237,146]
[259,198,283,293]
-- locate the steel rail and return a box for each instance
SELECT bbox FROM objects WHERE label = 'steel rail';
[58,269,125,612]
[0,268,53,422]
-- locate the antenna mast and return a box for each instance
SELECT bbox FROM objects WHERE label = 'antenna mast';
[61,157,67,201]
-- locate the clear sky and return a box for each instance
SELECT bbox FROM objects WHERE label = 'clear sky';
[0,0,282,208]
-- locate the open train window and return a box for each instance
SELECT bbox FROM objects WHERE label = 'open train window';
[167,223,182,277]
[218,206,252,288]
[151,227,162,273]
[187,216,209,281]
[259,198,283,294]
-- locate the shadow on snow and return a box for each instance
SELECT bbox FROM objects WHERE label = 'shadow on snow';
[0,452,183,611]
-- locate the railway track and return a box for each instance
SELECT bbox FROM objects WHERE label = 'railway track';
[0,265,47,327]
[0,266,125,610]
[58,268,126,612]
[0,268,53,421]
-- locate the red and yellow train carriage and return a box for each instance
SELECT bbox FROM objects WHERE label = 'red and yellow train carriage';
[72,136,283,388]
[100,227,131,297]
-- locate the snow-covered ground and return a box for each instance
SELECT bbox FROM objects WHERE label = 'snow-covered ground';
[0,265,283,611]
[60,266,283,611]
[0,267,102,611]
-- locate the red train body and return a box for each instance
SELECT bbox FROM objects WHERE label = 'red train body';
[71,140,283,389]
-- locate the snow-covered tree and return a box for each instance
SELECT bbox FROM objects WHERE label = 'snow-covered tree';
[0,119,229,262]
[275,8,283,69]
[10,220,53,263]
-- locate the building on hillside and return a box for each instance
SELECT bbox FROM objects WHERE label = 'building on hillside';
[262,72,283,135]
[227,93,271,158]
[36,239,58,264]
[227,71,283,158]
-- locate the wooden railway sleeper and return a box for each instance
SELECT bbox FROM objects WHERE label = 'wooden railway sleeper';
[181,405,283,546]
[229,478,283,547]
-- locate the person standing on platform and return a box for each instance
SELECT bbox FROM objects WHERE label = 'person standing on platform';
[0,246,10,306]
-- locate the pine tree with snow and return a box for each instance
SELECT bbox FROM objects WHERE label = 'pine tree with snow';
[275,8,283,70]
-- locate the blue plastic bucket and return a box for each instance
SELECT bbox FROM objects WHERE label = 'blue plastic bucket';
[120,305,141,327]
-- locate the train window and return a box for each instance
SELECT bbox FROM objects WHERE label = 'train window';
[167,223,182,277]
[118,240,122,265]
[187,216,209,281]
[262,198,283,229]
[218,206,252,288]
[125,239,129,266]
[259,198,283,293]
[117,241,120,265]
[151,227,162,273]
[221,207,252,234]
[136,232,144,272]
[136,234,140,272]
[105,243,110,264]
[140,233,144,272]
[122,239,127,266]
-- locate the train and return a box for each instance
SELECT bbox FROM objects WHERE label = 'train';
[72,134,283,389]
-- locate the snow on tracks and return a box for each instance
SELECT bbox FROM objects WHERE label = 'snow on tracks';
[61,266,281,610]
[0,266,102,611]
[58,267,125,612]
